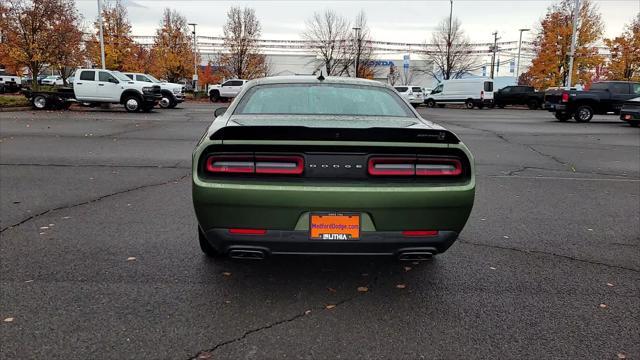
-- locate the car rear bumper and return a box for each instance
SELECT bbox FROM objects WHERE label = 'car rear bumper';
[620,110,639,121]
[546,103,567,112]
[202,228,459,255]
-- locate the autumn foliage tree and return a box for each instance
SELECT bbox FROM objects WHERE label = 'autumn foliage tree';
[150,9,195,82]
[524,0,604,90]
[604,14,640,81]
[49,0,84,85]
[220,7,269,79]
[87,0,135,71]
[198,62,222,88]
[1,0,84,87]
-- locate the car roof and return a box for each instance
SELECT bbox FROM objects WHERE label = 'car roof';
[249,76,388,88]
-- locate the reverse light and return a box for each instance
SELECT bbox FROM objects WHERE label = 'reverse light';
[206,154,304,175]
[402,230,439,237]
[206,155,254,173]
[229,228,267,235]
[255,156,304,174]
[561,92,569,103]
[368,157,462,177]
[416,158,462,176]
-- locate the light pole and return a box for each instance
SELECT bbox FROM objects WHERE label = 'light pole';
[352,27,361,77]
[566,0,580,87]
[490,31,499,79]
[515,28,530,81]
[97,0,106,69]
[188,23,197,92]
[446,0,453,79]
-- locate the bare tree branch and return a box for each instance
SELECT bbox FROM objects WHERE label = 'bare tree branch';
[423,16,476,81]
[302,10,352,76]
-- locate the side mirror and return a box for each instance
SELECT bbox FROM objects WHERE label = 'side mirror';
[214,107,228,117]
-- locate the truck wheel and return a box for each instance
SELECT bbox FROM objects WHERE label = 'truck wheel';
[527,99,539,110]
[554,112,571,122]
[464,99,474,109]
[210,91,220,103]
[159,95,171,109]
[123,95,141,112]
[425,99,435,108]
[574,105,593,122]
[167,101,177,109]
[31,95,48,110]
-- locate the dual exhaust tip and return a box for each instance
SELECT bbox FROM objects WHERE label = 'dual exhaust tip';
[397,251,434,261]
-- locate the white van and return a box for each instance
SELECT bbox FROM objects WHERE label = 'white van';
[425,78,494,109]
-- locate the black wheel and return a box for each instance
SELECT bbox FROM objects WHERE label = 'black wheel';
[574,105,593,122]
[555,112,571,122]
[199,227,221,258]
[31,94,48,110]
[527,99,539,110]
[167,100,178,109]
[464,99,474,109]
[123,95,141,112]
[209,90,220,103]
[425,99,435,108]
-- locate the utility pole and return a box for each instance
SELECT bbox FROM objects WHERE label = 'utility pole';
[352,27,361,77]
[515,28,530,81]
[188,23,197,92]
[97,0,106,69]
[566,0,580,87]
[490,31,498,79]
[446,0,453,79]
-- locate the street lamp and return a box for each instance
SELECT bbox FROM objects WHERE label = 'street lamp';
[97,0,106,69]
[515,28,530,81]
[352,27,361,77]
[188,23,197,92]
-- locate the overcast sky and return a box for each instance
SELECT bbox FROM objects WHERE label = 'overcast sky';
[75,0,639,43]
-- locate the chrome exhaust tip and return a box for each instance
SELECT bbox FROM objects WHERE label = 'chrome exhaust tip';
[228,249,267,260]
[397,251,434,261]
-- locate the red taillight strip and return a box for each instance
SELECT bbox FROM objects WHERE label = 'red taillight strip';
[415,158,462,176]
[206,155,254,173]
[229,228,267,235]
[561,92,569,103]
[368,157,416,176]
[255,156,304,174]
[402,230,439,237]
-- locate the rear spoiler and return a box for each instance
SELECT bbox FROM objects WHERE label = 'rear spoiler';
[210,126,460,144]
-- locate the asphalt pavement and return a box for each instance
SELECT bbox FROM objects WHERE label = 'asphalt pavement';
[1,103,638,359]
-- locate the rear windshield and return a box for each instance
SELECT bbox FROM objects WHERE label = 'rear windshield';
[235,83,415,117]
[484,81,494,92]
[394,87,408,92]
[411,87,422,93]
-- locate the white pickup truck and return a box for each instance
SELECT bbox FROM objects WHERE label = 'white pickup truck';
[23,68,161,112]
[208,79,248,102]
[123,72,185,109]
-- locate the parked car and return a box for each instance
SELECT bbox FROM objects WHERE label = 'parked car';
[23,68,161,112]
[620,97,640,127]
[192,76,475,260]
[493,85,544,109]
[208,79,248,102]
[544,81,640,122]
[0,75,21,93]
[394,86,423,107]
[425,78,494,109]
[41,75,64,86]
[123,72,185,109]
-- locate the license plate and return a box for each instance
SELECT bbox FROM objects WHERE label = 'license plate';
[310,213,360,240]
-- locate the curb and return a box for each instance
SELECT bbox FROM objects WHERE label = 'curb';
[0,106,32,112]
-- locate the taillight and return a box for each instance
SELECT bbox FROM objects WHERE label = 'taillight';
[229,228,267,235]
[561,92,569,102]
[367,157,462,177]
[402,230,439,237]
[206,154,303,175]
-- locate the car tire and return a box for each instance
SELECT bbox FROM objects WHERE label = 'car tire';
[425,99,435,108]
[168,101,177,109]
[210,90,220,103]
[555,112,571,122]
[31,94,48,110]
[464,99,474,109]
[159,95,171,109]
[123,95,142,112]
[198,227,221,258]
[527,99,539,110]
[574,105,594,122]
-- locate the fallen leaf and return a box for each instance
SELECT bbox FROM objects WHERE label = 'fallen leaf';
[606,283,614,287]
[39,232,45,235]
[224,300,231,304]
[617,353,626,359]
[396,284,406,289]
[357,286,368,293]
[127,257,136,261]
[325,304,336,310]
[39,226,49,230]
[62,216,71,219]
[599,303,608,308]
[304,310,312,315]
[222,272,231,276]
[25,280,33,283]
[327,287,337,293]
[489,267,497,270]
[587,228,593,231]
[3,317,14,322]
[48,224,54,227]
[481,218,486,221]
[503,235,510,239]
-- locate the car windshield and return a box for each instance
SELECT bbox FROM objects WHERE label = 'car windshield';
[412,87,422,93]
[112,71,132,82]
[146,74,161,83]
[234,83,415,117]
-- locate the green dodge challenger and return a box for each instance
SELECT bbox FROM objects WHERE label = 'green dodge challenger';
[192,76,475,260]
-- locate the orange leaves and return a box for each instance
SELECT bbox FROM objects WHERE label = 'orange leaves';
[149,9,195,82]
[603,17,640,81]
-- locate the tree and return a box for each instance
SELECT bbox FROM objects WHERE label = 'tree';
[127,44,152,74]
[302,10,352,76]
[150,8,195,82]
[423,16,475,80]
[1,0,66,87]
[87,0,135,70]
[198,62,222,88]
[524,0,604,90]
[48,0,84,85]
[604,14,640,81]
[220,7,268,79]
[351,11,377,78]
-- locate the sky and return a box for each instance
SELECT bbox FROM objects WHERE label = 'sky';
[75,0,639,44]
